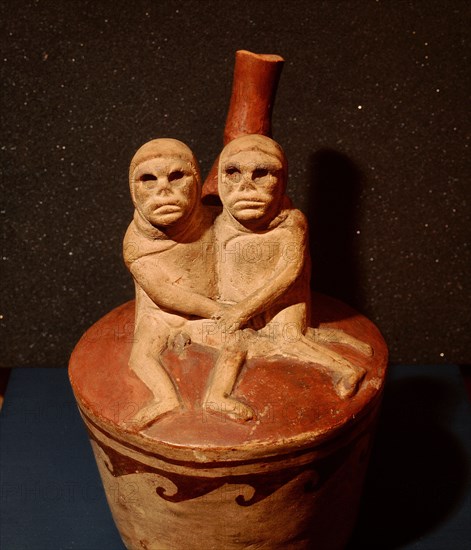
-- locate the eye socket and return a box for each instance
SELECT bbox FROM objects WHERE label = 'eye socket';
[168,170,185,182]
[253,168,269,181]
[140,173,157,182]
[225,166,241,182]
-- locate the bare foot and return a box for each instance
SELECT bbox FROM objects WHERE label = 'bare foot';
[203,396,255,423]
[351,340,373,357]
[124,399,180,431]
[335,365,366,399]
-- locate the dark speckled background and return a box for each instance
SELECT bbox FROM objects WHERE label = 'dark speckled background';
[1,0,469,367]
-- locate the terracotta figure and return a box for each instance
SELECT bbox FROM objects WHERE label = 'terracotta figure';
[123,138,220,427]
[204,136,368,420]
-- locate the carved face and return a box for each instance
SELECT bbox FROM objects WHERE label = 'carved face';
[219,136,286,229]
[132,156,198,228]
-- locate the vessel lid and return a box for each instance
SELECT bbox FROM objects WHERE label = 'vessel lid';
[69,293,387,464]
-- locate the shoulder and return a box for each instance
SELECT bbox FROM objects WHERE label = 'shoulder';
[280,208,308,232]
[290,208,308,225]
[123,221,140,266]
[122,220,160,266]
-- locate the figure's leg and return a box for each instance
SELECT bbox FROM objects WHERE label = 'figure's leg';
[280,336,366,399]
[203,332,254,422]
[246,305,366,398]
[306,327,373,356]
[126,316,181,429]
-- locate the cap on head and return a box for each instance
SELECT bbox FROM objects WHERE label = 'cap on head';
[129,138,201,196]
[218,134,288,185]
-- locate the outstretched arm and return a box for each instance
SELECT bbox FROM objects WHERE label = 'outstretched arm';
[124,219,226,320]
[130,259,223,319]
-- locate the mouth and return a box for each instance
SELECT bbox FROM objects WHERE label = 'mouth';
[233,200,265,209]
[153,204,181,214]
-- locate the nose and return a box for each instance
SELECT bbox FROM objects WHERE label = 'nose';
[155,176,172,196]
[238,171,256,191]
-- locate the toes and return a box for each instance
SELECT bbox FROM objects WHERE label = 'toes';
[203,398,255,423]
[335,366,366,399]
[124,400,180,430]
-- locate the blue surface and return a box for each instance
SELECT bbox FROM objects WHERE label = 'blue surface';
[0,368,125,550]
[348,365,471,550]
[1,366,470,549]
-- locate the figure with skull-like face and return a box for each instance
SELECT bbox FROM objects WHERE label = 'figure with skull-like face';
[203,135,369,415]
[123,138,223,427]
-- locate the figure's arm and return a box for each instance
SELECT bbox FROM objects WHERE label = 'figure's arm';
[218,212,308,330]
[123,220,225,319]
[130,260,223,319]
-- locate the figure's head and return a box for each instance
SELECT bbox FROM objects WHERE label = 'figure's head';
[218,135,287,229]
[129,138,201,230]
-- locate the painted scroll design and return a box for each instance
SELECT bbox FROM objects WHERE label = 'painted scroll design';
[89,427,371,506]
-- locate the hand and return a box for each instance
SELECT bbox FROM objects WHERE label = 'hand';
[210,303,230,321]
[216,304,249,334]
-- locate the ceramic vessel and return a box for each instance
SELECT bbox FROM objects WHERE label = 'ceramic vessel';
[69,294,387,550]
[69,50,388,549]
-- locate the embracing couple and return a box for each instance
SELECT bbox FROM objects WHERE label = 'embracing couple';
[123,135,369,430]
